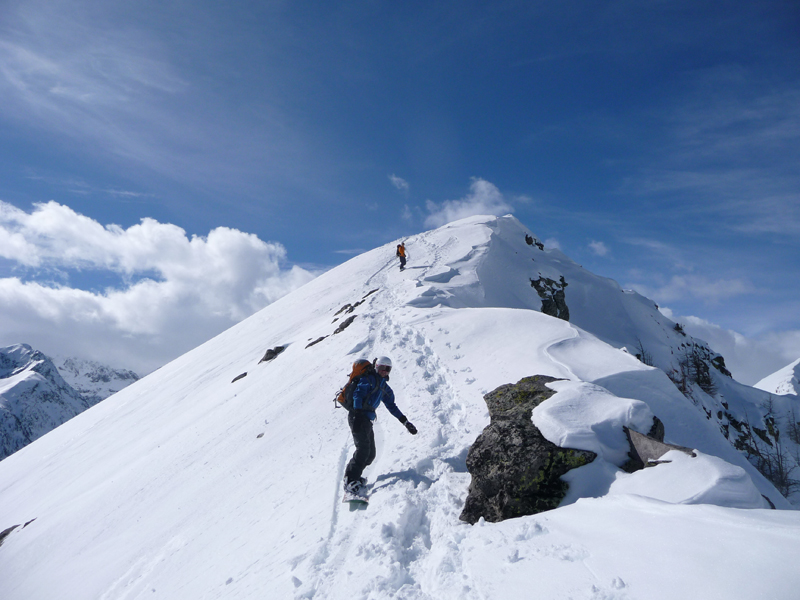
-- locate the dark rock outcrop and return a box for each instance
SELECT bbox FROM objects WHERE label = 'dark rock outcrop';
[525,234,544,250]
[333,315,357,334]
[259,346,286,363]
[530,276,569,321]
[460,376,595,524]
[622,423,696,472]
[305,336,327,349]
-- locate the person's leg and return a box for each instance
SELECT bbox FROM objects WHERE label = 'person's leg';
[345,412,376,483]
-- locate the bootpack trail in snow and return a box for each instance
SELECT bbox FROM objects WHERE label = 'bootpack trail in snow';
[297,242,474,599]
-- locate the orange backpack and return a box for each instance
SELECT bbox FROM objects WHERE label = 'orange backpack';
[334,359,377,409]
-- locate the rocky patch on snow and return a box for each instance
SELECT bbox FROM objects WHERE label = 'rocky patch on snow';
[530,276,570,321]
[461,376,595,523]
[258,346,286,363]
[622,424,695,472]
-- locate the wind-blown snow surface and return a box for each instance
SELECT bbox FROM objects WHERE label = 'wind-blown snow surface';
[1,215,798,600]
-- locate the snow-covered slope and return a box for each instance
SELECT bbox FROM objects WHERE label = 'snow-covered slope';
[1,215,798,600]
[755,358,800,396]
[52,356,140,404]
[0,344,95,460]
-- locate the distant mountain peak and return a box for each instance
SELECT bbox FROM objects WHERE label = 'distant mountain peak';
[754,358,800,396]
[1,345,140,460]
[51,356,140,404]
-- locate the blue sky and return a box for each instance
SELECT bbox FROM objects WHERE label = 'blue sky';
[0,1,798,381]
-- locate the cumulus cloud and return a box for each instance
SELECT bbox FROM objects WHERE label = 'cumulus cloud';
[0,201,317,373]
[424,178,514,228]
[658,308,800,385]
[589,240,609,256]
[389,174,410,192]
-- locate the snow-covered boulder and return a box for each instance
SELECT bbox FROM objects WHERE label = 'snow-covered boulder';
[461,376,595,523]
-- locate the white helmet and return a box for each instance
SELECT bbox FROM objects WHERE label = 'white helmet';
[375,356,392,370]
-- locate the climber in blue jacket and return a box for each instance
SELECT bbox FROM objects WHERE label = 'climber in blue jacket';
[343,356,417,497]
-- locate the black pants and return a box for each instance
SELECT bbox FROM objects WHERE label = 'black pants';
[345,411,376,483]
[399,255,406,270]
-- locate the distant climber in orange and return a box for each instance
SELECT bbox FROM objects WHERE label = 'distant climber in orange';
[396,243,407,271]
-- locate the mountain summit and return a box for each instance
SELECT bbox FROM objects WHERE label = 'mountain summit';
[0,345,140,460]
[1,215,798,599]
[755,357,800,396]
[0,344,94,460]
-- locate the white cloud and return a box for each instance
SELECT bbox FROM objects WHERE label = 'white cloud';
[0,201,317,373]
[544,238,561,250]
[629,274,754,305]
[389,174,410,192]
[589,240,609,256]
[424,178,514,228]
[659,308,800,385]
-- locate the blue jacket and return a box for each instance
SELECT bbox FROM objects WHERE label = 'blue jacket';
[351,373,405,422]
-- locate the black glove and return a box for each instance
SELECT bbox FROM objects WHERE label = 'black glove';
[405,421,417,435]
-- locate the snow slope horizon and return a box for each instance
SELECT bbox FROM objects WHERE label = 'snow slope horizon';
[1,214,798,600]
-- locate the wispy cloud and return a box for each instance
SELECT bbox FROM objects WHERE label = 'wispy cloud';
[389,174,410,193]
[0,2,310,197]
[588,240,609,257]
[0,201,317,372]
[424,178,514,228]
[629,275,755,306]
[622,68,800,235]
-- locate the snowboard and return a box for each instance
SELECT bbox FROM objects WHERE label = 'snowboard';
[342,490,369,505]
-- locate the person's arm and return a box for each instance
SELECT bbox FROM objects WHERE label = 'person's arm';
[382,387,417,434]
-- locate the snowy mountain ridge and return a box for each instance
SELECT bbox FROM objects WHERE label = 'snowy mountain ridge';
[0,344,95,461]
[52,355,140,405]
[0,214,798,600]
[755,357,800,396]
[0,344,140,461]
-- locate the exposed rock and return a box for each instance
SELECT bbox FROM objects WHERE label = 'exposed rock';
[333,289,379,318]
[709,356,730,377]
[460,376,595,524]
[231,373,247,383]
[259,346,286,363]
[305,336,327,349]
[622,424,696,473]
[525,233,544,250]
[333,315,357,334]
[0,524,19,548]
[530,276,569,321]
